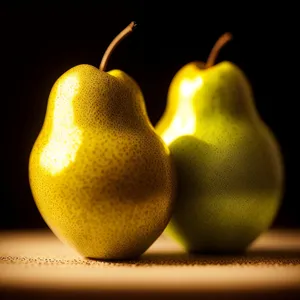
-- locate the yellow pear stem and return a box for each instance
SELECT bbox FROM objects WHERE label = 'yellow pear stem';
[99,21,136,71]
[205,32,233,68]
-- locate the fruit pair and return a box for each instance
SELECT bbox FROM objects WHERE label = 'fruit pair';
[29,22,284,260]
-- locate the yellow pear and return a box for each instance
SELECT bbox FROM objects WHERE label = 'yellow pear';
[156,33,284,253]
[29,22,176,260]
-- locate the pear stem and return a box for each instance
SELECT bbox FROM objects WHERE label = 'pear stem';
[205,32,233,68]
[99,21,137,71]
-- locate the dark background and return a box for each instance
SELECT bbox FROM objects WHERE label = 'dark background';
[1,2,298,230]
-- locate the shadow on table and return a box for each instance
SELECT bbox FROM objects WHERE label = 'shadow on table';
[105,248,300,266]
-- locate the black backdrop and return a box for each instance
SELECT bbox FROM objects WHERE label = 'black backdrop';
[1,2,298,229]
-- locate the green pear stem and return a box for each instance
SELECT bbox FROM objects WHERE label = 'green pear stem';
[205,32,233,68]
[99,21,137,71]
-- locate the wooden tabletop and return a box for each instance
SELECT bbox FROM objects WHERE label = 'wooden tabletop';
[1,229,300,299]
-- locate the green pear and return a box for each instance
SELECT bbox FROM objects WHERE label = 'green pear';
[29,22,176,260]
[156,33,284,253]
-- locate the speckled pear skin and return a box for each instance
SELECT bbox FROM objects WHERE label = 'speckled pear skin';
[29,64,176,260]
[157,61,284,253]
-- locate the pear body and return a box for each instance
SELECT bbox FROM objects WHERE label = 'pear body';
[29,64,176,260]
[156,61,284,253]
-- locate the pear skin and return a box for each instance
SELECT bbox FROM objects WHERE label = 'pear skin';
[29,23,176,260]
[156,35,284,254]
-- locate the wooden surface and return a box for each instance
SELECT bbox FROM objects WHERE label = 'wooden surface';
[1,229,300,299]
